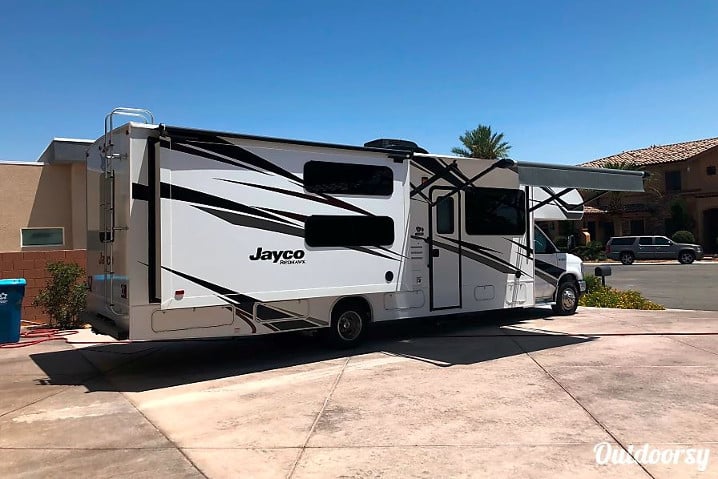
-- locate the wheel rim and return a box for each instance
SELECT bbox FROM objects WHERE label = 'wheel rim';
[336,311,362,341]
[680,252,693,263]
[622,253,632,264]
[561,288,577,310]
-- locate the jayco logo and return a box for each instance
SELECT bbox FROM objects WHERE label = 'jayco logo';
[249,247,306,265]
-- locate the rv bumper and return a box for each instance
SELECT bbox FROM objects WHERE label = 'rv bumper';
[578,280,587,293]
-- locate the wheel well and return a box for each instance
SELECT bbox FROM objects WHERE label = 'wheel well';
[558,273,577,285]
[554,274,578,301]
[679,249,695,256]
[331,296,372,323]
[620,250,634,256]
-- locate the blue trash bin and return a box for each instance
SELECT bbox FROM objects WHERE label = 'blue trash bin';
[0,278,27,344]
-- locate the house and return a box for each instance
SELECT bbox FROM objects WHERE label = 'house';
[0,139,91,322]
[540,138,718,252]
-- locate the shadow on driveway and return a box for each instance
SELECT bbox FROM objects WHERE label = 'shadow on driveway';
[29,308,593,393]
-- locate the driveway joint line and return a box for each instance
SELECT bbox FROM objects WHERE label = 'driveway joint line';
[509,335,656,479]
[73,344,211,479]
[286,355,351,479]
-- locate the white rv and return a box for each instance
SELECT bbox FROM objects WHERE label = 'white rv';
[84,108,645,346]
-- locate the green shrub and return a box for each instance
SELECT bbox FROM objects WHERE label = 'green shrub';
[32,262,87,329]
[671,230,695,244]
[579,285,664,310]
[571,240,606,261]
[583,274,603,293]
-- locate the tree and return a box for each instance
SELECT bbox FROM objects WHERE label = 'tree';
[599,160,642,214]
[451,125,511,159]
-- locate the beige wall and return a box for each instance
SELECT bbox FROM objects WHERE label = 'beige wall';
[0,162,85,252]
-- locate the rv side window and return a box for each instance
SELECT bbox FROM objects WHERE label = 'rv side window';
[465,188,526,236]
[305,215,395,247]
[436,196,454,234]
[304,161,393,195]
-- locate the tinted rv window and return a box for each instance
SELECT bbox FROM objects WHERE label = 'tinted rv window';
[465,188,526,236]
[304,161,393,195]
[305,215,394,247]
[436,196,454,234]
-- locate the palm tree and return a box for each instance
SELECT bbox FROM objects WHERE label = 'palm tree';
[451,125,511,159]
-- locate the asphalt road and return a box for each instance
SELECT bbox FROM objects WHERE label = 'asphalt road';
[582,262,718,311]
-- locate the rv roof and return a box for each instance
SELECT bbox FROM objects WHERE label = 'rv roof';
[160,124,415,160]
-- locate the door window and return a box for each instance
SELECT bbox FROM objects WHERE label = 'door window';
[534,227,555,254]
[436,196,454,234]
[654,237,671,246]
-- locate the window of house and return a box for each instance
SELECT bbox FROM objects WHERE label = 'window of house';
[465,187,526,236]
[638,237,652,245]
[707,166,716,176]
[665,170,682,191]
[304,215,394,247]
[435,196,454,234]
[304,161,393,195]
[21,228,64,247]
[630,219,645,235]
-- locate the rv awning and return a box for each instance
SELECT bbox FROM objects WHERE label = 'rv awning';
[516,162,645,192]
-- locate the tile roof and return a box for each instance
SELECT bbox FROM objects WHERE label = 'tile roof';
[583,206,606,214]
[581,137,718,168]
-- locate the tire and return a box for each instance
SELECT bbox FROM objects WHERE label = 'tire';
[620,252,635,265]
[327,301,369,348]
[678,251,695,264]
[552,281,579,315]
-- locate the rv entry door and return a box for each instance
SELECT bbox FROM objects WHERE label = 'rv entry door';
[430,189,461,310]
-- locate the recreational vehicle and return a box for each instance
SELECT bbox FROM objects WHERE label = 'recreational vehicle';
[84,108,646,346]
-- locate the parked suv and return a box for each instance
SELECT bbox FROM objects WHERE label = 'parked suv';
[606,236,704,265]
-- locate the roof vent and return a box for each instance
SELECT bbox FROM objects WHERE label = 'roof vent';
[364,138,428,154]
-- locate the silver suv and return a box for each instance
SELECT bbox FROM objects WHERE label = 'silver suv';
[606,236,704,265]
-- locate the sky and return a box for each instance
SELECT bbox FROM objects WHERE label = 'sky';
[1,0,717,164]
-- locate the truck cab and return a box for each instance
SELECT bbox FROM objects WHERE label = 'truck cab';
[533,225,586,314]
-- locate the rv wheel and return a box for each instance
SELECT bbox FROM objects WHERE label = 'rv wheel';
[328,301,369,348]
[551,281,579,316]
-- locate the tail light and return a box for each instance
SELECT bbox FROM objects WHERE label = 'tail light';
[606,244,611,253]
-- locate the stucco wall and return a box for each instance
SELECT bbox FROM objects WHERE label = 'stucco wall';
[0,163,75,252]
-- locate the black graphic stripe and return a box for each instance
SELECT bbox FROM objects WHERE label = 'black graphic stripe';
[163,267,258,333]
[534,268,558,286]
[535,259,566,279]
[217,178,374,216]
[165,142,268,175]
[197,206,398,261]
[508,238,533,257]
[267,319,320,331]
[412,156,465,189]
[187,138,303,183]
[257,207,306,223]
[433,238,518,275]
[160,182,291,224]
[132,183,149,201]
[195,206,305,238]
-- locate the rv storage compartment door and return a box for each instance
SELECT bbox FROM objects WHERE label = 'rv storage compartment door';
[158,130,409,309]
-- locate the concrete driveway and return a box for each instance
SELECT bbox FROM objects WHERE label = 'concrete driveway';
[1,307,717,478]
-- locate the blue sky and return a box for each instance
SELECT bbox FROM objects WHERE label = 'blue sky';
[1,1,716,163]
